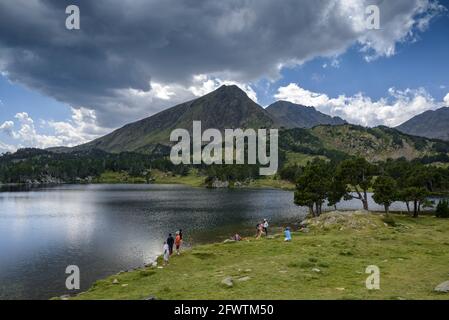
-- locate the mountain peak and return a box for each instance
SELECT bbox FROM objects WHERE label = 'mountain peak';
[396,106,449,141]
[211,84,248,97]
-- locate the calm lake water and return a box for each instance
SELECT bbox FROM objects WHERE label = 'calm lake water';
[0,184,443,300]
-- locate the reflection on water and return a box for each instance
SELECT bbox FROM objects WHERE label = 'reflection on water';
[0,184,302,300]
[0,184,444,300]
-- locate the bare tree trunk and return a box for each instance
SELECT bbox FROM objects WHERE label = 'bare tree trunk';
[363,190,369,210]
[309,206,315,217]
[406,202,410,214]
[362,198,369,211]
[413,200,418,218]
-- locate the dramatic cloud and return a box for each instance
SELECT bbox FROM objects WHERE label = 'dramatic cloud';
[274,83,446,127]
[0,0,444,128]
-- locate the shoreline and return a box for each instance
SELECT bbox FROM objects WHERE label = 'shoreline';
[64,211,449,300]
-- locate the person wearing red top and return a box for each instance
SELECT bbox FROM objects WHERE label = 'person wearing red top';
[175,231,182,255]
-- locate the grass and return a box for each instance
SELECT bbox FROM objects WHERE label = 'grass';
[71,213,449,300]
[247,176,295,190]
[151,169,205,187]
[95,171,148,184]
[94,169,295,190]
[285,152,327,167]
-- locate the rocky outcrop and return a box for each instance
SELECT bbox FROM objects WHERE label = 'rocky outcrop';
[434,281,449,293]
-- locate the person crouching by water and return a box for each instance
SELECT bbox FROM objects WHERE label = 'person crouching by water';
[175,231,182,255]
[163,241,170,265]
[167,233,174,255]
[284,227,292,242]
[263,219,269,236]
[256,222,265,239]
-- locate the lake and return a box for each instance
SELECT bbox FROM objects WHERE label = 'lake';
[0,184,442,299]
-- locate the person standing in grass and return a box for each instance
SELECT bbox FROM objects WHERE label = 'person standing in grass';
[163,241,170,265]
[167,233,174,255]
[175,231,182,255]
[263,219,269,236]
[284,227,292,242]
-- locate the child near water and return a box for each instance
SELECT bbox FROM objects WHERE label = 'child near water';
[284,227,292,242]
[163,241,170,265]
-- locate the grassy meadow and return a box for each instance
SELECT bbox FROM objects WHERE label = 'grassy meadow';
[71,212,449,300]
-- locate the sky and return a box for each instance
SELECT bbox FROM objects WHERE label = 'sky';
[1,0,449,153]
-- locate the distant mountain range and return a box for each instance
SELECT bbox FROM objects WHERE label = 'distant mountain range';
[266,100,346,128]
[396,107,449,141]
[49,85,448,160]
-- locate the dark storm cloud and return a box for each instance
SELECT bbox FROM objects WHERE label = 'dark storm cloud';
[0,0,443,127]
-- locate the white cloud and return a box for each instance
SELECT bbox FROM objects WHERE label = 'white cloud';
[0,120,14,136]
[444,93,449,106]
[274,83,445,127]
[0,108,111,151]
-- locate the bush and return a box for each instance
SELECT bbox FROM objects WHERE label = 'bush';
[436,199,449,218]
[382,215,396,227]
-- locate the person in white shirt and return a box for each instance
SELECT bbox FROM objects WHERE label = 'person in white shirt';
[163,241,170,265]
[263,219,269,236]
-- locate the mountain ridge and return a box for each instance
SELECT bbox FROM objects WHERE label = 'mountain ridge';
[266,100,347,128]
[396,107,449,141]
[53,85,449,158]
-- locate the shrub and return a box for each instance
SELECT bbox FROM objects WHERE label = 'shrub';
[382,215,396,227]
[436,199,449,218]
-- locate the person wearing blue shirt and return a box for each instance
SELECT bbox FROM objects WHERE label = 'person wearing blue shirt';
[284,227,292,242]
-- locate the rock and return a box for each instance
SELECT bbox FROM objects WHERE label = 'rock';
[434,281,449,293]
[221,277,234,287]
[237,276,251,282]
[112,278,119,284]
[299,220,308,227]
[210,180,230,188]
[312,268,321,273]
[121,284,128,287]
